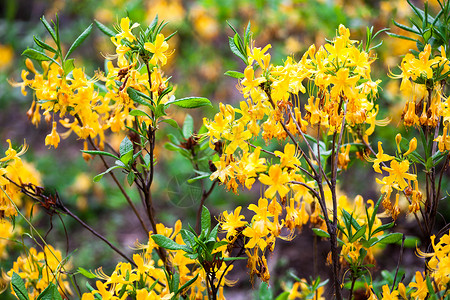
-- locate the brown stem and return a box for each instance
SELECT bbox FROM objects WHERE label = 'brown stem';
[62,205,136,266]
[196,180,218,233]
[76,115,149,234]
[391,234,405,292]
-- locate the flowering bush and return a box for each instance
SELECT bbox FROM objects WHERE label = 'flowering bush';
[3,1,450,299]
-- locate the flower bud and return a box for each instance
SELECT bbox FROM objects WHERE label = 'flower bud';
[395,133,402,154]
[404,137,417,156]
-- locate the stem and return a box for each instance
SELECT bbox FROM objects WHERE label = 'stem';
[391,234,405,292]
[196,181,218,233]
[348,275,356,300]
[62,205,136,266]
[77,115,149,234]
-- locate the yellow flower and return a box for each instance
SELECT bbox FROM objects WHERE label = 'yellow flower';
[409,271,428,299]
[220,206,247,239]
[240,65,266,96]
[144,34,170,66]
[274,143,301,169]
[372,142,394,173]
[45,121,60,149]
[382,160,416,190]
[117,17,139,42]
[259,164,290,199]
[381,284,399,300]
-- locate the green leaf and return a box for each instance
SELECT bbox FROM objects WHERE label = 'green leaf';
[127,171,135,185]
[63,59,75,74]
[77,267,97,279]
[201,206,211,234]
[11,272,29,300]
[187,173,210,184]
[129,109,151,119]
[40,16,57,43]
[372,233,403,246]
[36,283,57,300]
[371,222,395,236]
[81,150,119,160]
[119,136,133,157]
[180,229,196,248]
[22,48,59,65]
[171,271,180,293]
[94,19,115,37]
[224,70,244,79]
[151,234,192,252]
[165,97,212,109]
[33,36,57,54]
[275,292,290,300]
[350,225,367,243]
[120,150,134,165]
[127,87,154,106]
[65,23,93,60]
[401,235,421,248]
[93,165,122,182]
[209,223,219,241]
[386,32,418,42]
[258,282,273,300]
[222,256,248,261]
[159,118,179,129]
[312,228,330,238]
[393,20,421,34]
[174,273,199,297]
[183,114,194,139]
[229,36,247,64]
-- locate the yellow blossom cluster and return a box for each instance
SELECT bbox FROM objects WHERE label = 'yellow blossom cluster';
[0,139,41,220]
[81,221,231,300]
[205,25,386,282]
[11,17,173,152]
[371,136,420,219]
[5,245,72,299]
[421,231,450,295]
[395,44,450,130]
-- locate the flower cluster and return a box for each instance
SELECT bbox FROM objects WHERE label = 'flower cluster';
[371,135,419,219]
[206,25,386,282]
[0,139,40,220]
[5,245,71,299]
[11,17,173,152]
[81,221,231,300]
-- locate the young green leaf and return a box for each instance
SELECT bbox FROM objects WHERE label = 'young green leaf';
[129,109,151,119]
[201,206,211,234]
[94,19,116,37]
[127,87,154,106]
[65,23,93,60]
[81,150,119,160]
[77,267,97,279]
[33,36,57,54]
[165,97,212,109]
[159,118,179,129]
[174,273,199,297]
[312,228,330,238]
[119,136,133,157]
[63,59,75,74]
[36,283,57,300]
[224,70,244,79]
[183,114,194,139]
[40,16,57,43]
[151,234,192,252]
[11,272,29,300]
[22,48,59,65]
[93,165,122,182]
